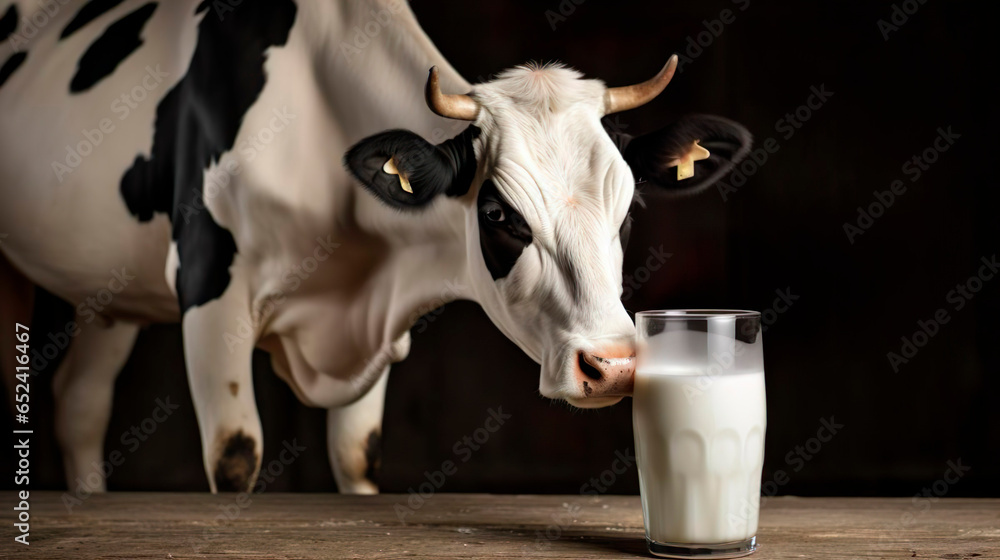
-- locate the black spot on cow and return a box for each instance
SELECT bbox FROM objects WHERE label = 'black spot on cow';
[69,2,157,93]
[119,0,297,313]
[478,179,533,280]
[364,430,381,486]
[0,51,26,89]
[214,431,257,492]
[0,5,17,42]
[61,0,126,39]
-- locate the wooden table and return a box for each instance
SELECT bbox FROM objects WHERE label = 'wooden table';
[2,493,997,558]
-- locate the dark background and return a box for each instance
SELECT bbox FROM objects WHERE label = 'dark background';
[3,0,997,497]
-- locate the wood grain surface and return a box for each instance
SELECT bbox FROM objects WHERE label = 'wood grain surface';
[1,493,998,559]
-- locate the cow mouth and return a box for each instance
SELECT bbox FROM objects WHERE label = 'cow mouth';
[564,395,625,409]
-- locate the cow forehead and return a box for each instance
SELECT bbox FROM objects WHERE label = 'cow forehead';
[472,65,634,235]
[472,63,610,162]
[491,113,621,185]
[472,63,606,115]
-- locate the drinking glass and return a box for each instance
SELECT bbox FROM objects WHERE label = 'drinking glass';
[632,310,766,558]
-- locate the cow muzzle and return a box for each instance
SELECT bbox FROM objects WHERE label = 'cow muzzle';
[564,343,635,408]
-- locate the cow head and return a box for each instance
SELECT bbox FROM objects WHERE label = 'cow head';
[345,56,751,408]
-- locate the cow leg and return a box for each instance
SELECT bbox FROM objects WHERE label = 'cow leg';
[182,290,262,493]
[327,366,390,494]
[52,319,139,491]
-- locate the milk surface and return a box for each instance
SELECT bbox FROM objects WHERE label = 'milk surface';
[633,329,766,545]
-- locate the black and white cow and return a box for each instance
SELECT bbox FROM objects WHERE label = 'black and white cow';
[0,0,750,493]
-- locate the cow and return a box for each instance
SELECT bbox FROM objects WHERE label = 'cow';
[0,0,750,494]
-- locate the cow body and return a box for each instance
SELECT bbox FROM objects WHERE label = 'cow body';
[1,0,480,493]
[0,0,750,493]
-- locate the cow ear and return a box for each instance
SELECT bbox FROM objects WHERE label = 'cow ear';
[612,115,751,195]
[344,126,480,209]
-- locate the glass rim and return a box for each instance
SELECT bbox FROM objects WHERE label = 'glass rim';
[635,309,760,319]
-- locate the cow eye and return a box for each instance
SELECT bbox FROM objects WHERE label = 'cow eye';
[482,201,506,223]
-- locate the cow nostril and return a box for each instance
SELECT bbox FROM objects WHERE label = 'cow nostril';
[578,352,602,381]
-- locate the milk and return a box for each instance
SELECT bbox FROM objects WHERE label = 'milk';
[632,329,766,546]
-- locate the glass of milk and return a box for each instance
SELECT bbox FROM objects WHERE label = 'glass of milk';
[633,310,766,558]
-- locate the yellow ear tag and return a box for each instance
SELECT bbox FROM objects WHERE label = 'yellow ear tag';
[669,140,711,181]
[382,157,413,193]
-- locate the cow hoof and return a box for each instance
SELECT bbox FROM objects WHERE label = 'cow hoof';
[213,431,258,492]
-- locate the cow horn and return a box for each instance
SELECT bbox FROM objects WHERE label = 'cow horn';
[425,66,480,121]
[603,54,679,115]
